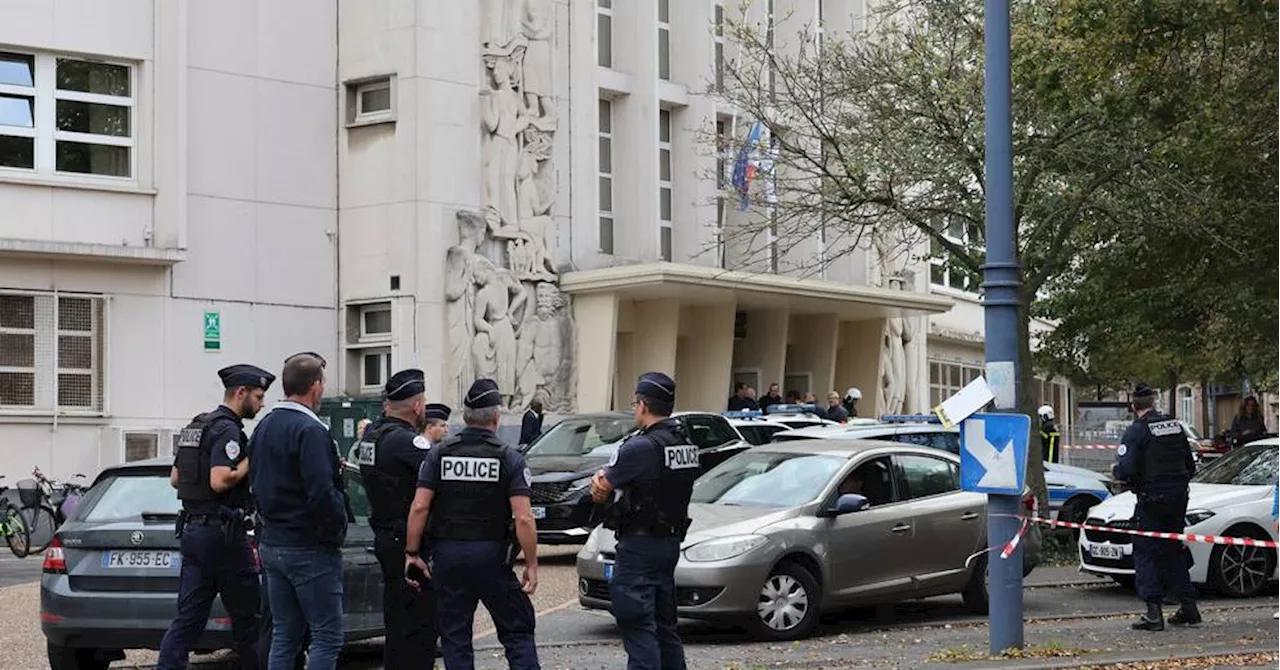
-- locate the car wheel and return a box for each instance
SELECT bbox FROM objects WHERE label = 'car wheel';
[1209,526,1276,598]
[1057,496,1097,537]
[1111,574,1135,589]
[962,552,989,615]
[748,561,821,641]
[47,641,121,670]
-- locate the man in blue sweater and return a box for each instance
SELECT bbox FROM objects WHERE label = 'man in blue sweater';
[249,352,349,670]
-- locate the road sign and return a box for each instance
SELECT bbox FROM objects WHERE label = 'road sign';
[959,412,1030,495]
[203,310,220,351]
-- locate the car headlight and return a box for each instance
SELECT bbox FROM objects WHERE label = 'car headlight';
[1185,509,1215,526]
[567,476,593,492]
[683,535,769,562]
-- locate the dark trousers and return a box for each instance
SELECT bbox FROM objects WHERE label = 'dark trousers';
[433,539,539,670]
[157,524,260,670]
[1134,489,1196,604]
[609,534,686,670]
[374,529,438,669]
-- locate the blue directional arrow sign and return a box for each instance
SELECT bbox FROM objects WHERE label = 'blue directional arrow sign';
[959,413,1031,495]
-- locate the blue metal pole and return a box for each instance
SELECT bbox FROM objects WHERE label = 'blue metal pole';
[982,0,1025,655]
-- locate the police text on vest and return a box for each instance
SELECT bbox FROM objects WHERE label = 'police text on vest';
[664,445,700,470]
[1149,420,1182,437]
[353,440,376,466]
[441,456,502,482]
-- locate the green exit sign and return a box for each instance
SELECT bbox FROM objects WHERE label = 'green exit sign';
[203,310,221,351]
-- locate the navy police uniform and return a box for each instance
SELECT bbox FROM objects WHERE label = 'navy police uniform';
[604,372,699,670]
[158,365,274,670]
[416,379,540,670]
[1113,384,1199,630]
[354,369,439,669]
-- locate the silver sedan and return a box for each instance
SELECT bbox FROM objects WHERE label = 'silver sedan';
[576,439,1041,641]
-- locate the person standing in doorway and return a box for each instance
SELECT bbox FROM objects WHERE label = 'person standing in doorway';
[727,382,759,411]
[759,383,784,412]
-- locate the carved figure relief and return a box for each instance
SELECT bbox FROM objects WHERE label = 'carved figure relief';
[445,6,571,413]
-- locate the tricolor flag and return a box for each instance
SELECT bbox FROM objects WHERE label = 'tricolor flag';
[731,121,765,211]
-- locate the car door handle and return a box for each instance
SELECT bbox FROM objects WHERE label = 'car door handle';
[960,512,980,521]
[890,523,912,533]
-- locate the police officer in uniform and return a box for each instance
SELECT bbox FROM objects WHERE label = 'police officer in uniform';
[1039,405,1062,464]
[422,403,453,447]
[1113,383,1200,631]
[404,378,541,670]
[159,364,275,670]
[353,369,438,668]
[590,372,699,670]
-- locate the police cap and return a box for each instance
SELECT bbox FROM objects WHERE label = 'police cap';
[385,368,426,401]
[1132,383,1157,399]
[464,378,502,409]
[218,364,275,391]
[425,403,451,422]
[636,371,676,404]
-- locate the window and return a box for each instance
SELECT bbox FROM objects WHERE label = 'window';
[77,472,179,523]
[1178,387,1194,421]
[692,452,846,508]
[839,457,897,506]
[928,360,983,409]
[713,3,726,91]
[0,51,135,178]
[124,432,158,462]
[659,109,673,261]
[359,303,392,340]
[783,372,811,395]
[361,348,392,390]
[897,454,959,499]
[0,292,105,413]
[598,99,614,254]
[597,0,613,68]
[657,0,671,80]
[929,217,983,293]
[682,415,740,449]
[347,77,395,126]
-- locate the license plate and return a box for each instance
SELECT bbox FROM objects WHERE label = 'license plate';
[101,550,179,569]
[531,506,546,520]
[1089,544,1124,560]
[603,562,614,582]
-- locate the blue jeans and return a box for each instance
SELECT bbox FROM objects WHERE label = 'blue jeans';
[609,534,686,670]
[259,544,344,670]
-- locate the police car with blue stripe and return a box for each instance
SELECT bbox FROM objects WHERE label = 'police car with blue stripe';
[771,414,1115,528]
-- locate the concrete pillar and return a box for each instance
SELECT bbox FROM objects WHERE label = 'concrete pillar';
[787,314,839,398]
[573,293,619,412]
[835,318,885,417]
[736,308,789,392]
[676,302,737,411]
[631,299,681,376]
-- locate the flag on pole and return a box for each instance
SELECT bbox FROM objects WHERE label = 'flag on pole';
[731,121,765,211]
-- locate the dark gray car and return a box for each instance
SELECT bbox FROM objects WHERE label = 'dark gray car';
[41,458,385,670]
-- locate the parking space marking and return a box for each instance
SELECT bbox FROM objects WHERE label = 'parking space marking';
[473,597,578,641]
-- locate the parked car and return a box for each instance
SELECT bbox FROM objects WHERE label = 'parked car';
[41,458,385,670]
[525,412,753,545]
[577,439,1041,641]
[758,404,843,430]
[772,416,1113,526]
[724,414,793,446]
[1078,437,1279,597]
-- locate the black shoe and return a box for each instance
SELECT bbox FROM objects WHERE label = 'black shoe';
[1169,601,1202,626]
[1132,602,1165,631]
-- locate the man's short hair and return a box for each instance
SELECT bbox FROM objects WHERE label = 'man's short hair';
[1132,394,1156,411]
[734,381,747,393]
[638,394,673,418]
[281,353,325,396]
[463,405,501,427]
[385,395,421,414]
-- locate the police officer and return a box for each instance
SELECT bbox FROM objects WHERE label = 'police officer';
[422,403,453,447]
[590,372,698,670]
[1113,383,1200,631]
[159,364,274,670]
[404,378,540,670]
[1039,405,1062,464]
[353,369,438,669]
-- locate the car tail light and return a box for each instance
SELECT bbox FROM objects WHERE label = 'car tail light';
[43,537,66,574]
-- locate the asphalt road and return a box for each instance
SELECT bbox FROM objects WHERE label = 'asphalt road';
[0,551,44,587]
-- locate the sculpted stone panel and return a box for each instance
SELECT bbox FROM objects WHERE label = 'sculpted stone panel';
[446,5,572,413]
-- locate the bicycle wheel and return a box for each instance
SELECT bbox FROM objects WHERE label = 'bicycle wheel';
[3,505,30,558]
[21,504,58,554]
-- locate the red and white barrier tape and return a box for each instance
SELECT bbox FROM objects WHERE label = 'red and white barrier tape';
[1030,516,1278,548]
[1064,444,1120,450]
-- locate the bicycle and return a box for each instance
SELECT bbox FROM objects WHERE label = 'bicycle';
[19,467,86,554]
[0,476,32,558]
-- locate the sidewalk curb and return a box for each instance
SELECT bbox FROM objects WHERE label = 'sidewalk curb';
[948,644,1278,669]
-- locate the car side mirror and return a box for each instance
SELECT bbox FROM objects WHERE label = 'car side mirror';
[820,493,869,517]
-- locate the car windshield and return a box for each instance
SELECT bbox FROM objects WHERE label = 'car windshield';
[691,451,846,508]
[76,471,180,522]
[1192,444,1278,486]
[525,417,635,458]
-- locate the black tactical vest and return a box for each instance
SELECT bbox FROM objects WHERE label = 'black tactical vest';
[616,419,699,539]
[355,419,420,534]
[174,411,239,508]
[431,432,512,542]
[1138,412,1192,487]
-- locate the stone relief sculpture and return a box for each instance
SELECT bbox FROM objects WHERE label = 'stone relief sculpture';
[444,6,572,413]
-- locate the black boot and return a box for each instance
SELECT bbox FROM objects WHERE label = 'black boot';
[1132,601,1164,631]
[1168,599,1202,626]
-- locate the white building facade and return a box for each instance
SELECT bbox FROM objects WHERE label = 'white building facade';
[0,0,1071,480]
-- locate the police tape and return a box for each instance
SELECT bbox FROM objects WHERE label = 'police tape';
[1064,444,1120,450]
[1028,516,1279,548]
